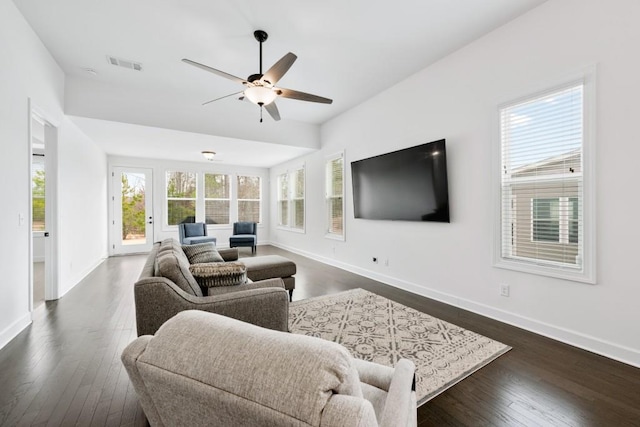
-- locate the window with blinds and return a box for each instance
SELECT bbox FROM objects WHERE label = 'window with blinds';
[166,171,197,225]
[498,80,594,281]
[325,154,344,239]
[237,175,261,223]
[277,166,305,231]
[204,174,230,225]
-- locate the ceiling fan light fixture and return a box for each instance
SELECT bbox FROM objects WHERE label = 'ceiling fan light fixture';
[201,151,216,161]
[244,86,277,106]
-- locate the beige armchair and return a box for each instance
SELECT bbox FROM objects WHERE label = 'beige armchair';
[122,310,417,427]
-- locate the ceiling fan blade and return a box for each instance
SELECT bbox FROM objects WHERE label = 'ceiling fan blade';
[202,91,244,106]
[264,102,281,121]
[277,87,333,104]
[262,53,297,86]
[182,59,246,84]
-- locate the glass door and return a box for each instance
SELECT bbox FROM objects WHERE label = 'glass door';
[113,167,153,254]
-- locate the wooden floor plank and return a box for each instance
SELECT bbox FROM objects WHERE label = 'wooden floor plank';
[0,246,638,426]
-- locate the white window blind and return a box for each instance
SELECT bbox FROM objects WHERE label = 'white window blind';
[500,83,584,271]
[291,168,305,230]
[237,175,261,223]
[277,173,289,227]
[325,154,344,238]
[204,173,230,225]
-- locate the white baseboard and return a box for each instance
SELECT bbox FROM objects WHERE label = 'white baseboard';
[0,312,32,351]
[269,241,640,368]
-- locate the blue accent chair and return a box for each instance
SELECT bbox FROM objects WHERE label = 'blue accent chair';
[178,222,217,245]
[229,222,257,253]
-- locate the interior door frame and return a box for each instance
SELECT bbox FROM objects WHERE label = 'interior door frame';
[110,167,154,255]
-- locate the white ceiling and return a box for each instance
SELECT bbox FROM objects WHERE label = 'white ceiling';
[14,0,547,167]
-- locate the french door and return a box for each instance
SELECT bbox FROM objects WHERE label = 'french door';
[112,167,154,254]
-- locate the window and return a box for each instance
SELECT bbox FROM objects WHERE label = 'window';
[237,175,261,223]
[497,75,595,282]
[204,174,230,225]
[277,173,289,227]
[166,171,196,225]
[291,168,305,230]
[277,166,305,231]
[32,158,45,232]
[325,153,344,239]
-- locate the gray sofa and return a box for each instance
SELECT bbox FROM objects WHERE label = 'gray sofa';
[134,239,291,336]
[122,310,418,427]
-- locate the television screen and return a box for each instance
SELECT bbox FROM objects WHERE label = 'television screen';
[351,139,450,222]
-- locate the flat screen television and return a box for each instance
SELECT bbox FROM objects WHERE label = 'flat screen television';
[351,139,450,222]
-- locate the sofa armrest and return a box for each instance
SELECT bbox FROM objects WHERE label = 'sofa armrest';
[378,359,417,427]
[134,277,288,336]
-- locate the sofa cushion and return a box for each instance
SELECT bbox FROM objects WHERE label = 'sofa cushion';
[182,243,224,264]
[156,251,203,297]
[189,262,247,287]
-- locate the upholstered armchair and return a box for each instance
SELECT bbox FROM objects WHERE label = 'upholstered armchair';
[229,221,257,253]
[122,310,417,427]
[178,222,217,245]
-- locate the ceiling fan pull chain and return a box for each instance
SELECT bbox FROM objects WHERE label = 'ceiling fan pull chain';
[260,105,263,123]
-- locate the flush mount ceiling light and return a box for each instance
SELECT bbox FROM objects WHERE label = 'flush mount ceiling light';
[182,30,332,123]
[201,151,216,161]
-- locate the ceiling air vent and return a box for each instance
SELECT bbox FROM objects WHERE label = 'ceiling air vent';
[107,56,143,71]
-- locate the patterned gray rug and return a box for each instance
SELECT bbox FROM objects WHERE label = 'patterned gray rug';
[289,288,511,406]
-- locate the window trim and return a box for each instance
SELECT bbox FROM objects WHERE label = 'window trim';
[325,151,345,241]
[493,67,596,284]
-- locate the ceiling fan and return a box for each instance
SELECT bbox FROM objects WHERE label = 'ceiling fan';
[182,30,333,122]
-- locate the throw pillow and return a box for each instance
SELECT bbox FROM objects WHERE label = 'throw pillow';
[182,242,224,264]
[189,262,247,287]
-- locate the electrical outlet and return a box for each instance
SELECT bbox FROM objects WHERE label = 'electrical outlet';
[500,284,510,297]
[384,258,389,267]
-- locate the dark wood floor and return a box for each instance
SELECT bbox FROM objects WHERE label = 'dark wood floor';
[1,245,639,426]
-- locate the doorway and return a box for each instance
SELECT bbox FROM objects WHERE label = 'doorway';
[112,167,154,254]
[29,107,58,309]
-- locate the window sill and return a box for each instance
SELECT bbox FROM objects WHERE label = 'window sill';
[494,257,595,284]
[324,233,345,242]
[277,226,306,234]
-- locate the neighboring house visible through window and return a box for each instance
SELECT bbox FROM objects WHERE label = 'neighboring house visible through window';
[496,73,595,283]
[166,171,197,225]
[32,157,45,231]
[325,153,344,239]
[277,166,305,231]
[204,173,230,225]
[237,175,261,223]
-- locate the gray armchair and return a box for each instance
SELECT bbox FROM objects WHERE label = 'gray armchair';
[229,221,257,253]
[178,222,217,245]
[122,310,417,427]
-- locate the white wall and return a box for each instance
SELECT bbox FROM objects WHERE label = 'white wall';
[108,156,270,251]
[57,118,109,296]
[271,0,640,366]
[0,0,108,349]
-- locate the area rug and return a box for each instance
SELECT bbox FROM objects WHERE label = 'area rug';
[289,288,511,406]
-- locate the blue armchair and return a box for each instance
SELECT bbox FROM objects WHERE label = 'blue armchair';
[178,222,217,245]
[229,222,257,253]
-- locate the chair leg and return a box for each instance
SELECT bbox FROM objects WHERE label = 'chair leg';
[288,289,293,302]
